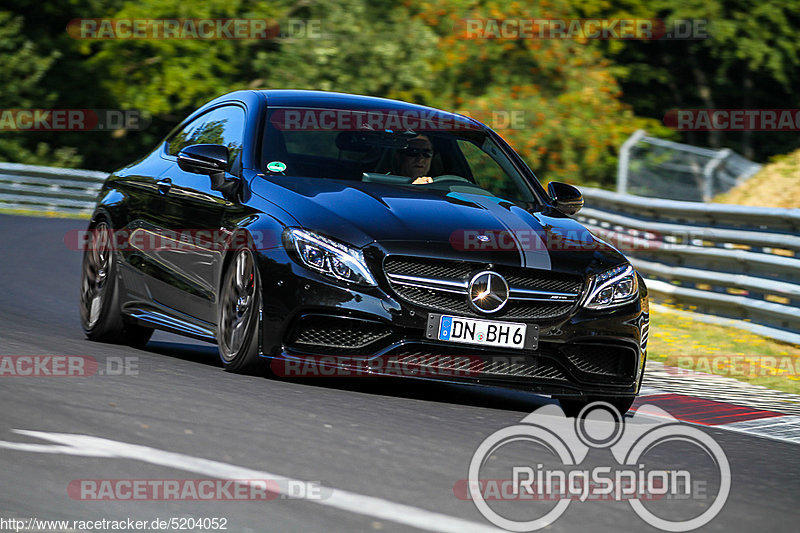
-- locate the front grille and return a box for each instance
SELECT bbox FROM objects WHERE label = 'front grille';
[563,343,638,382]
[384,257,471,279]
[504,273,583,294]
[391,286,472,314]
[388,346,568,381]
[390,286,574,319]
[288,316,392,350]
[384,256,583,320]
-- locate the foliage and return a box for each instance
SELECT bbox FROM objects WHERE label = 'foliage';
[249,0,439,105]
[0,11,81,166]
[576,0,800,161]
[407,0,670,186]
[0,0,797,186]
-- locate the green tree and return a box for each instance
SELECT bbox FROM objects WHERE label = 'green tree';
[2,0,796,183]
[0,11,81,166]
[577,0,800,161]
[407,0,669,187]
[247,0,439,104]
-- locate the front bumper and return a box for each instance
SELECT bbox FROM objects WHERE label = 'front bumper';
[255,249,649,399]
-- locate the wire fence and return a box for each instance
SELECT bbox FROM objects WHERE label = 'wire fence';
[618,130,762,202]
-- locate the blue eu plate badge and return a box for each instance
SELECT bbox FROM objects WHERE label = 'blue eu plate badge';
[438,316,453,341]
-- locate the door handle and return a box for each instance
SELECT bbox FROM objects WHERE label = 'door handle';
[157,177,172,194]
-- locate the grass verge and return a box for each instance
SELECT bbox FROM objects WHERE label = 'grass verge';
[0,207,89,219]
[648,308,800,394]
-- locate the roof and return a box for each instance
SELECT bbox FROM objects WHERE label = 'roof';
[256,90,479,126]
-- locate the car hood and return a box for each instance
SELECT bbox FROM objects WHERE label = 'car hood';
[250,176,627,275]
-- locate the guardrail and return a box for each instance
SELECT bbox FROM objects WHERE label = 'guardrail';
[0,162,107,216]
[578,187,800,345]
[0,162,797,344]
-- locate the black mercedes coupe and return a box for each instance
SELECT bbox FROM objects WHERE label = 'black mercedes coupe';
[80,90,649,414]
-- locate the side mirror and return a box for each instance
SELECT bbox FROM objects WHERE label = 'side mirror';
[547,181,584,215]
[177,144,229,175]
[177,144,241,201]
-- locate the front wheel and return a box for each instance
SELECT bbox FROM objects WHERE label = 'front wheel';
[218,248,264,374]
[79,220,153,347]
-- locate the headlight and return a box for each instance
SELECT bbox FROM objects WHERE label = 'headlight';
[285,228,377,286]
[583,264,638,309]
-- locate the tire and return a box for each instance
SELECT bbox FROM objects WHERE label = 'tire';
[80,220,153,347]
[558,396,636,418]
[217,248,264,374]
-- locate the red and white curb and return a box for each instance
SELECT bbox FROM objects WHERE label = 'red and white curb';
[636,361,800,444]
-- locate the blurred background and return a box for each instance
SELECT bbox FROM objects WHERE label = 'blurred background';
[2,0,798,194]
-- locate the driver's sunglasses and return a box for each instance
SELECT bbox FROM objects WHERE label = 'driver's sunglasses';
[400,147,433,158]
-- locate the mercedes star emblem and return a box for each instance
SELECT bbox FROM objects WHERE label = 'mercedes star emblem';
[468,271,509,313]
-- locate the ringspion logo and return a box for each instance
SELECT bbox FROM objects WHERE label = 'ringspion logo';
[463,402,730,531]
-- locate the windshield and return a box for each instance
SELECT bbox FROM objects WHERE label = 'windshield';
[259,107,542,206]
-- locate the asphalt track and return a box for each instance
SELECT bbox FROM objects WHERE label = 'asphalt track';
[0,213,798,533]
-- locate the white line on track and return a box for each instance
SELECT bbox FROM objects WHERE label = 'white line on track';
[710,416,800,445]
[0,430,505,533]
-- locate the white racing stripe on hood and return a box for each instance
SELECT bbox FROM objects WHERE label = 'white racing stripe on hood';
[448,192,551,270]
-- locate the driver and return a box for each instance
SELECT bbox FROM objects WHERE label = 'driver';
[395,135,434,184]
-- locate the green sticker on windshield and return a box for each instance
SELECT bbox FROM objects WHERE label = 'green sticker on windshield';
[267,161,287,173]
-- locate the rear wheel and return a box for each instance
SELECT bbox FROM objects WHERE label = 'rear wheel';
[218,248,264,374]
[79,220,153,347]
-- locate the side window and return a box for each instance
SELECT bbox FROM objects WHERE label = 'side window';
[167,106,246,171]
[457,139,535,203]
[458,140,510,195]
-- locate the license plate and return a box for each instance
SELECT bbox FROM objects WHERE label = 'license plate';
[425,313,539,350]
